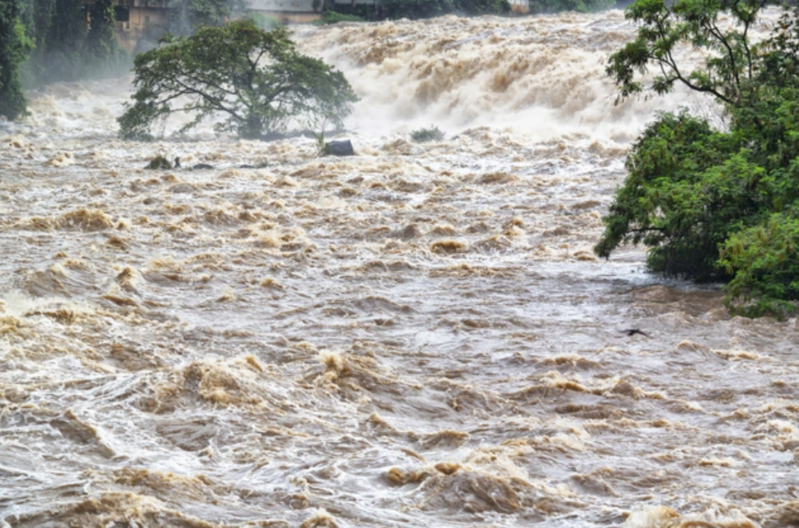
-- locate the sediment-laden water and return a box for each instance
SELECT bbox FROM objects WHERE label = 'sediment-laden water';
[1,9,798,528]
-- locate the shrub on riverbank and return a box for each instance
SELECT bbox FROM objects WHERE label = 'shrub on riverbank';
[411,125,445,143]
[597,2,799,317]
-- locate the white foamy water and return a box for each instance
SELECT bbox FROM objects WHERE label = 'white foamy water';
[1,8,798,528]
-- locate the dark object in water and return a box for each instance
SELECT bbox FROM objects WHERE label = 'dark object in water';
[620,329,649,337]
[145,155,173,169]
[324,140,355,156]
[192,163,214,170]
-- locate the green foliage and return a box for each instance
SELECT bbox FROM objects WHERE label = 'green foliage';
[597,2,799,316]
[454,0,511,15]
[37,0,89,82]
[595,110,753,280]
[410,125,446,143]
[322,0,508,20]
[528,0,613,14]
[719,213,799,317]
[377,0,509,19]
[247,12,283,30]
[87,0,123,66]
[316,10,366,24]
[17,0,128,86]
[170,0,245,34]
[380,0,455,19]
[606,0,764,106]
[118,20,358,141]
[0,0,33,120]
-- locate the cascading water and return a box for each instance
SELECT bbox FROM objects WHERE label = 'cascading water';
[1,8,797,528]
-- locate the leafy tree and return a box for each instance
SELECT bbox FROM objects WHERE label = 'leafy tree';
[0,0,33,120]
[596,1,799,316]
[87,0,120,64]
[118,20,358,140]
[605,0,766,106]
[44,0,89,81]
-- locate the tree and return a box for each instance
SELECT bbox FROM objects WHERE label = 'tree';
[605,0,766,106]
[118,20,358,140]
[596,1,799,316]
[87,0,117,63]
[0,0,33,120]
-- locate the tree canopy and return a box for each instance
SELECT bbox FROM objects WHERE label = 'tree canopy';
[118,20,358,140]
[606,0,767,106]
[597,2,799,317]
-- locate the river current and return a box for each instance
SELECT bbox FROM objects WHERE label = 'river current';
[1,9,798,528]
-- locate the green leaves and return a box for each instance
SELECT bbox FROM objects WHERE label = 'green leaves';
[0,0,31,120]
[607,0,765,106]
[599,4,799,316]
[376,0,510,19]
[720,213,799,317]
[118,20,358,141]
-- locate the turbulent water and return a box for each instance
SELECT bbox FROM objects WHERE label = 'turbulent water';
[2,9,799,528]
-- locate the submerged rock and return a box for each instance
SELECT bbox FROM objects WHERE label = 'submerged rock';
[324,140,355,156]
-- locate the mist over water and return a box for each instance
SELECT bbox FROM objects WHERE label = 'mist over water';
[2,8,799,528]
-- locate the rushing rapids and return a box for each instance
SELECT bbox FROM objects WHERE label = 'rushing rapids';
[1,8,798,528]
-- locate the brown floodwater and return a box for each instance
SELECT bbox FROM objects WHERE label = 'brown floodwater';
[1,8,798,528]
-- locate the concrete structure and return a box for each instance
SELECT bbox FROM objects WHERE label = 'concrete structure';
[510,0,529,13]
[114,0,170,53]
[112,0,531,52]
[113,0,324,52]
[246,0,322,24]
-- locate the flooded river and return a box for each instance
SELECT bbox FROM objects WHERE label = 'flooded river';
[1,9,798,528]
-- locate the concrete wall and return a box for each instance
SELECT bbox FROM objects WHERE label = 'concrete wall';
[246,0,320,13]
[245,0,322,23]
[510,0,529,13]
[115,5,170,53]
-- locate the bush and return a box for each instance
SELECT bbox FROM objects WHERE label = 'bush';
[314,10,366,25]
[411,125,446,143]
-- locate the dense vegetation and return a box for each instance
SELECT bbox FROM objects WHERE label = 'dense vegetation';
[16,0,127,87]
[597,0,799,317]
[325,0,511,20]
[411,125,446,142]
[527,0,614,14]
[325,0,616,18]
[0,0,32,120]
[0,0,249,120]
[118,20,358,141]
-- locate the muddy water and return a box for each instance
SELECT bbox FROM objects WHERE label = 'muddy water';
[1,9,798,528]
